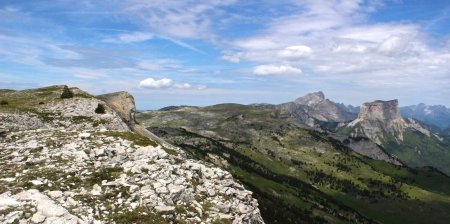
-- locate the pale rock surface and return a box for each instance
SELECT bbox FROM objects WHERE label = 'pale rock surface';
[347,100,430,144]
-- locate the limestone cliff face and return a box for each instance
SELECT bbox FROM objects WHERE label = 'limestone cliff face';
[97,91,179,152]
[358,100,402,121]
[347,99,428,144]
[97,91,136,126]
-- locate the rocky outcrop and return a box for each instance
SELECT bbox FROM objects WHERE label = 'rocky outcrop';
[276,91,357,128]
[0,86,264,224]
[97,91,180,152]
[97,92,136,126]
[357,100,402,121]
[346,100,429,144]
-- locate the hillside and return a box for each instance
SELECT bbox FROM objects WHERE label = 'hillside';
[137,104,450,224]
[0,86,263,224]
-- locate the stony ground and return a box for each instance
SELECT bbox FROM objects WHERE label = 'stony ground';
[0,129,263,224]
[0,97,129,132]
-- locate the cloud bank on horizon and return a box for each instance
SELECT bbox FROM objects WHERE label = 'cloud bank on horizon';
[0,0,449,109]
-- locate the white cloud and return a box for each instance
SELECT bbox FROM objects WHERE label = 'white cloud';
[377,36,408,55]
[278,45,312,60]
[121,0,238,39]
[73,69,108,79]
[333,43,367,53]
[253,65,302,76]
[137,59,182,71]
[221,52,242,63]
[173,83,207,90]
[221,0,450,102]
[173,83,192,89]
[105,32,154,43]
[338,24,418,42]
[234,38,280,50]
[139,78,173,89]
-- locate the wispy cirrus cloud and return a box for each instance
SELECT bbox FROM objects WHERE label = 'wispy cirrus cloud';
[103,32,154,43]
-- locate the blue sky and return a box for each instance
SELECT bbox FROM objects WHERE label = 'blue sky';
[0,0,449,109]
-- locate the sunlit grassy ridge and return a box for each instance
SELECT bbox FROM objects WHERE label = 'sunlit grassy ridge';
[137,104,450,224]
[0,85,93,114]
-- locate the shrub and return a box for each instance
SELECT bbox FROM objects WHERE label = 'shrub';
[60,85,74,99]
[0,100,8,105]
[95,103,106,114]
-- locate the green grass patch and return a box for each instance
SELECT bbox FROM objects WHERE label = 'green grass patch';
[101,131,158,147]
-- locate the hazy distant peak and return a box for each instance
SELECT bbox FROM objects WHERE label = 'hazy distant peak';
[294,91,325,106]
[400,103,450,129]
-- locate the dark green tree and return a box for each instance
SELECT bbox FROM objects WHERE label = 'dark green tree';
[60,85,74,99]
[95,104,106,114]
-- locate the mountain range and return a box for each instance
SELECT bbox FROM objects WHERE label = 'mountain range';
[400,104,450,130]
[136,91,450,224]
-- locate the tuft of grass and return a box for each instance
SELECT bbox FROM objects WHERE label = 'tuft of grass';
[110,206,167,224]
[101,131,158,147]
[86,167,124,186]
[163,147,178,156]
[213,219,232,224]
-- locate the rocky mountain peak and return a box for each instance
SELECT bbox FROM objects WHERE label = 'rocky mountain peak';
[294,91,325,106]
[358,99,402,121]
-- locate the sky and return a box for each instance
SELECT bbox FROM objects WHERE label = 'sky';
[0,0,449,110]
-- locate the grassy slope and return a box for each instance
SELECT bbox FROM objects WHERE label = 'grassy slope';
[382,130,450,175]
[137,105,450,224]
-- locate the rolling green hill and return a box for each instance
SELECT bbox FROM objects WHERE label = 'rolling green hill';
[137,104,450,224]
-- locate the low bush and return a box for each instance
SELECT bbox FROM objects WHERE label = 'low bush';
[95,104,106,114]
[60,85,74,99]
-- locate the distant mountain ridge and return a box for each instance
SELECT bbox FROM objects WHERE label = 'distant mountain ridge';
[276,91,357,128]
[400,103,450,129]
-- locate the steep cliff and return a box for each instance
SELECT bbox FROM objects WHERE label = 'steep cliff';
[97,91,179,152]
[346,99,428,144]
